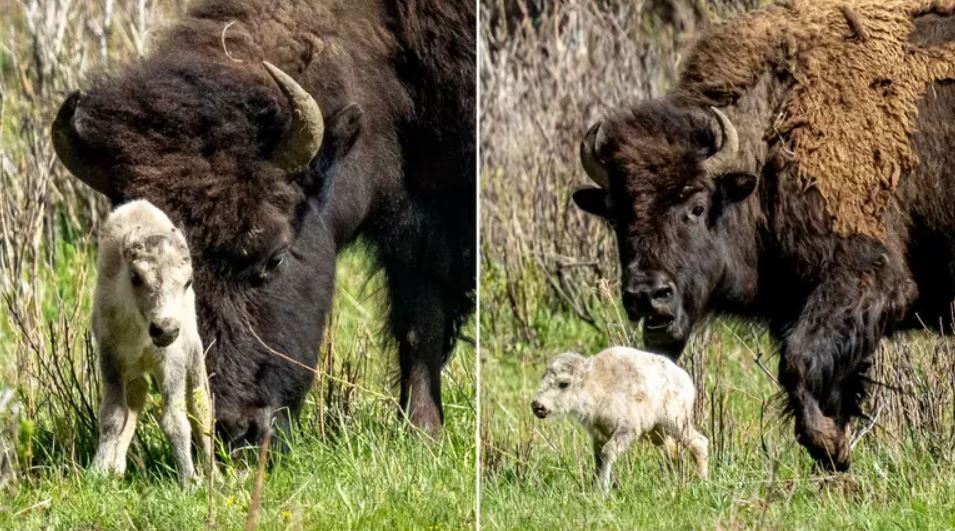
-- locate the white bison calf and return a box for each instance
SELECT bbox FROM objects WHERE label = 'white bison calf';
[91,200,211,485]
[531,346,708,491]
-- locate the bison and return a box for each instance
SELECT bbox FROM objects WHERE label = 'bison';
[572,5,955,470]
[52,0,475,445]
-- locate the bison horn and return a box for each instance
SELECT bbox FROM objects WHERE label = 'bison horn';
[51,91,111,196]
[263,61,325,174]
[703,107,739,174]
[580,122,610,189]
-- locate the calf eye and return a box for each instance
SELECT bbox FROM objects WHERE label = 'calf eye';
[184,278,193,291]
[130,271,143,287]
[557,381,570,389]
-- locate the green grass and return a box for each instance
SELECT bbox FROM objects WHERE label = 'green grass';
[479,263,955,530]
[1,248,477,530]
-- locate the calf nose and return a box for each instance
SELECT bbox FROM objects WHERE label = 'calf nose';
[623,272,677,318]
[531,400,549,418]
[149,319,180,347]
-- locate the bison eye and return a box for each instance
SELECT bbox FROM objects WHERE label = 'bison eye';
[265,253,285,272]
[690,204,705,218]
[130,271,143,287]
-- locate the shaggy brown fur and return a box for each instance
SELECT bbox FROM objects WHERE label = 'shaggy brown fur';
[678,0,955,237]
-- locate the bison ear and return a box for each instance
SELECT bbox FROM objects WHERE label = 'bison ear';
[716,171,757,204]
[300,103,363,195]
[572,188,610,218]
[51,91,114,197]
[323,103,362,163]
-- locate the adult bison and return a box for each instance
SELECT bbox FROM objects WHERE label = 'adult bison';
[572,2,955,470]
[52,0,475,444]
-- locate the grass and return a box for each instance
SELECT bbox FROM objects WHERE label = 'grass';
[1,247,477,530]
[478,263,955,529]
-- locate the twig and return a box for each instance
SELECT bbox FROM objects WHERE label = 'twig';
[850,404,882,450]
[840,5,868,42]
[244,430,270,531]
[221,21,244,63]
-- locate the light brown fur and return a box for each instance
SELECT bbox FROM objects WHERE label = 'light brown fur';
[678,0,955,237]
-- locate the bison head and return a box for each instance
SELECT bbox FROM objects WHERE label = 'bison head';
[573,101,757,358]
[52,59,362,445]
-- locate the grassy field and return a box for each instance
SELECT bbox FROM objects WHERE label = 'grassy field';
[1,248,477,529]
[480,2,955,527]
[479,264,955,529]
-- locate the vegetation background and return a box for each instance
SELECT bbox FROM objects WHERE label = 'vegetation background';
[0,0,476,528]
[480,0,955,528]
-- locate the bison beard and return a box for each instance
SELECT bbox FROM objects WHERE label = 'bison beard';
[573,7,955,470]
[51,0,475,445]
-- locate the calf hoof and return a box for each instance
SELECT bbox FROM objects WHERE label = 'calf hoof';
[796,415,850,472]
[180,471,202,491]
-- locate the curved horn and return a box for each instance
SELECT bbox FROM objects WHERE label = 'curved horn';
[703,106,739,174]
[580,122,610,189]
[263,61,325,173]
[51,91,111,195]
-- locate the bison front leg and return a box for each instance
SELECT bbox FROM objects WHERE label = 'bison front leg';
[778,271,905,471]
[392,280,452,439]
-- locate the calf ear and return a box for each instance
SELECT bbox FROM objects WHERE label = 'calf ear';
[716,171,757,204]
[572,188,610,218]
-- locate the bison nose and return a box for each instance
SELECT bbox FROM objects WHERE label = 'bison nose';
[623,272,677,320]
[531,400,549,419]
[149,319,180,348]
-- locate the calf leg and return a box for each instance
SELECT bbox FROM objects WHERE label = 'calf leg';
[109,377,148,474]
[158,360,196,486]
[92,352,132,475]
[677,428,709,479]
[779,271,904,471]
[648,428,681,472]
[596,430,636,493]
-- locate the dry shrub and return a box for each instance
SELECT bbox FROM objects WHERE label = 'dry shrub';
[0,0,188,470]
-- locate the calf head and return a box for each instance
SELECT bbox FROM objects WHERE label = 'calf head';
[53,60,362,445]
[531,352,586,418]
[573,101,757,358]
[121,229,193,348]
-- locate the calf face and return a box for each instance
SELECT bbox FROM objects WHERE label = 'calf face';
[121,232,193,348]
[573,102,756,358]
[531,352,585,418]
